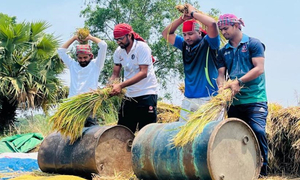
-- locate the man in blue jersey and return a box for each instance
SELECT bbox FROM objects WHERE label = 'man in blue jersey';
[162,4,220,121]
[216,13,268,177]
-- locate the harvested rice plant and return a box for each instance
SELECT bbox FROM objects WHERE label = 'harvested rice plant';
[49,87,124,143]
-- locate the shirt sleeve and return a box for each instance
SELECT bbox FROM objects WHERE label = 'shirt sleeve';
[57,48,73,68]
[205,35,220,50]
[249,38,265,58]
[94,41,107,70]
[137,42,152,65]
[173,35,184,51]
[216,49,226,69]
[113,48,121,65]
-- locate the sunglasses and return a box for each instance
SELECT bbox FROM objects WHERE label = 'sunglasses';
[114,35,127,42]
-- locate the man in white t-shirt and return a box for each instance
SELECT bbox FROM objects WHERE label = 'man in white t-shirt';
[109,23,158,133]
[57,34,107,98]
[57,34,107,126]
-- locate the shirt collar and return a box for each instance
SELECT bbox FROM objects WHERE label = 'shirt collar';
[120,39,138,54]
[225,33,249,49]
[188,37,203,51]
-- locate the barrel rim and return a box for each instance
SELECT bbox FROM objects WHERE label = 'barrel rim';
[206,117,262,179]
[93,125,134,139]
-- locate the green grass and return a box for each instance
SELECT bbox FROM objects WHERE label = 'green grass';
[0,114,52,138]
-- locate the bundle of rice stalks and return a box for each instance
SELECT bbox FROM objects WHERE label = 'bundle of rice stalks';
[267,104,300,175]
[174,4,227,47]
[174,4,207,30]
[49,87,124,144]
[175,4,188,14]
[173,87,233,147]
[157,101,180,123]
[76,28,90,44]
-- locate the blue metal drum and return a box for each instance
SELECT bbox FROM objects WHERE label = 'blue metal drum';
[132,118,261,180]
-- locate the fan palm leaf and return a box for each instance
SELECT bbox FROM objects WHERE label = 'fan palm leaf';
[0,14,66,128]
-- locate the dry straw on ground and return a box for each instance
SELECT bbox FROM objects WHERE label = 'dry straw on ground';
[157,101,180,123]
[267,103,300,175]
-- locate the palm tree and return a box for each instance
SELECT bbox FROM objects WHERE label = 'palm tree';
[0,13,67,130]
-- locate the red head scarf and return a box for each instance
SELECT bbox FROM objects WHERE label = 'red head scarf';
[113,23,155,63]
[182,20,207,35]
[113,23,145,42]
[76,44,93,59]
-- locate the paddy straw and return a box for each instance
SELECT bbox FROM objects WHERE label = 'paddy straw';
[49,87,124,144]
[173,82,233,147]
[157,101,181,123]
[76,28,90,44]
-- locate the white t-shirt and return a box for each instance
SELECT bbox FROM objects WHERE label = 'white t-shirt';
[57,41,107,98]
[113,40,158,97]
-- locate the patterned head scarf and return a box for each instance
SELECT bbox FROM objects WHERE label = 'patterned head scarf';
[76,44,94,59]
[182,20,207,35]
[113,23,155,63]
[217,14,245,29]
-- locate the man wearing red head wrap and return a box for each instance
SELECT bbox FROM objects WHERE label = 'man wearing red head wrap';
[110,23,158,133]
[162,4,220,121]
[57,33,107,127]
[216,13,268,177]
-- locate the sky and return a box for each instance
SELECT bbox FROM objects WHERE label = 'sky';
[1,0,299,107]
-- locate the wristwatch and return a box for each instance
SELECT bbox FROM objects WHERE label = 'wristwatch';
[237,78,244,86]
[191,11,197,18]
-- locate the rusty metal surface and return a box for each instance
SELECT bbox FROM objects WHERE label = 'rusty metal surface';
[38,125,134,177]
[207,118,261,180]
[95,126,134,176]
[132,119,261,180]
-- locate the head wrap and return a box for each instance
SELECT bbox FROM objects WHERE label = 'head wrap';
[217,14,245,28]
[182,20,207,35]
[113,23,156,63]
[76,44,94,59]
[113,23,145,42]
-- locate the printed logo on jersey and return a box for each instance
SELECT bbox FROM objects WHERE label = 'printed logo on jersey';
[131,54,135,60]
[224,51,230,56]
[148,106,154,113]
[241,43,248,52]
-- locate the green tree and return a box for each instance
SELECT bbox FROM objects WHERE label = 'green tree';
[0,13,67,130]
[80,0,192,86]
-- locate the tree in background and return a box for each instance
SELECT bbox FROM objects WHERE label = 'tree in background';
[0,13,68,131]
[80,0,223,95]
[81,0,191,86]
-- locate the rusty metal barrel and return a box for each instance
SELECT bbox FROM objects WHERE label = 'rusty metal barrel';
[38,125,134,177]
[132,118,262,180]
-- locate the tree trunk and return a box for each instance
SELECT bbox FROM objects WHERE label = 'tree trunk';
[0,96,18,132]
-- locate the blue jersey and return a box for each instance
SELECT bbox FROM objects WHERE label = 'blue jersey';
[216,34,267,105]
[174,35,220,98]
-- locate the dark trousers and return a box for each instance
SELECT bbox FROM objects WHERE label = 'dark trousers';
[118,94,157,133]
[228,102,268,175]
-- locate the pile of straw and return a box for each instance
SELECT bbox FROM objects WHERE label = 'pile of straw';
[173,88,233,147]
[267,103,300,175]
[49,87,124,144]
[157,101,180,123]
